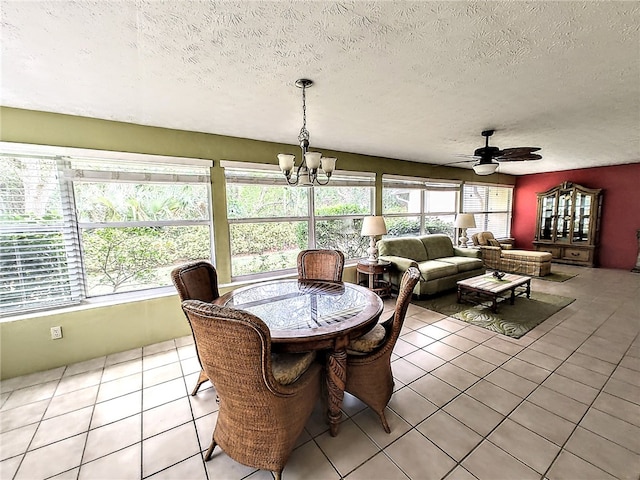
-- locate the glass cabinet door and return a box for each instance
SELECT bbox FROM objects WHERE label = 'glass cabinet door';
[540,194,556,240]
[572,191,592,243]
[556,189,573,243]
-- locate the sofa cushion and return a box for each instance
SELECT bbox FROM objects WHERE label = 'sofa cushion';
[439,256,484,273]
[378,237,428,262]
[419,234,455,260]
[418,260,458,280]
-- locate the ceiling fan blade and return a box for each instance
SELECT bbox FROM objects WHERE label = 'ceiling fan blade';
[498,147,541,157]
[442,158,477,165]
[496,154,543,162]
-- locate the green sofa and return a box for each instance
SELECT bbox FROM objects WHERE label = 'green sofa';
[378,234,485,297]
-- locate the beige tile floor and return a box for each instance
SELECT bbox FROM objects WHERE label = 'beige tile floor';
[1,265,639,480]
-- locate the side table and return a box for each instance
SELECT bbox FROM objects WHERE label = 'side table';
[356,259,391,298]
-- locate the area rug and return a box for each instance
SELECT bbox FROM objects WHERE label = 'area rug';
[411,291,575,338]
[538,272,577,282]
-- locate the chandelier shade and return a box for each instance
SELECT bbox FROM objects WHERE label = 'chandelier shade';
[278,79,336,186]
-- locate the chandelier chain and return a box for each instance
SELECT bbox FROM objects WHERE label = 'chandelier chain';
[298,84,309,144]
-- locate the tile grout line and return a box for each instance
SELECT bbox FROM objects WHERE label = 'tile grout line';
[540,330,640,479]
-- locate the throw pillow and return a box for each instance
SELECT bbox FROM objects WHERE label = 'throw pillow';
[487,238,502,248]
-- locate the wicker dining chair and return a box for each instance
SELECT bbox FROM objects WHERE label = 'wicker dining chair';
[170,261,220,396]
[344,266,421,433]
[297,249,345,282]
[181,300,322,480]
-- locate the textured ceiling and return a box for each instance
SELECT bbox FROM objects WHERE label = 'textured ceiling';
[1,1,639,175]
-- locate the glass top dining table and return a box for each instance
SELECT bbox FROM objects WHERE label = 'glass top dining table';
[214,278,384,436]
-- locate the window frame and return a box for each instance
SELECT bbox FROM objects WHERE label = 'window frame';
[0,143,213,318]
[382,174,461,240]
[461,182,514,240]
[222,162,375,281]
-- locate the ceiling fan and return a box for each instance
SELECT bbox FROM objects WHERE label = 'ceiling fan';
[453,130,542,175]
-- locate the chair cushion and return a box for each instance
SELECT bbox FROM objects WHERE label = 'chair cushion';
[271,351,316,385]
[501,250,553,262]
[347,323,387,355]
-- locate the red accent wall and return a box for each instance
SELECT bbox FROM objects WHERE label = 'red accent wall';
[512,163,640,270]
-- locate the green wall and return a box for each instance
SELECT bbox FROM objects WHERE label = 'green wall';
[0,107,514,379]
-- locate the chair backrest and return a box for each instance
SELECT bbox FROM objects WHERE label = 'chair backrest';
[476,231,497,246]
[181,300,277,395]
[297,249,345,281]
[380,266,421,352]
[171,261,220,303]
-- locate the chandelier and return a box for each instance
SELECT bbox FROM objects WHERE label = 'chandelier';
[277,79,336,186]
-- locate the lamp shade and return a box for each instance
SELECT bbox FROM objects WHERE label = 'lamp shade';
[361,216,387,236]
[472,162,499,175]
[454,213,476,229]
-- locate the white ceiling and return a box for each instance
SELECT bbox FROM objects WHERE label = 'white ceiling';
[2,1,639,175]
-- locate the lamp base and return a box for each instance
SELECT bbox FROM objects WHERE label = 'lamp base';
[458,228,469,248]
[366,236,378,262]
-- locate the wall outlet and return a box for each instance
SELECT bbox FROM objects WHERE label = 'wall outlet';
[50,326,63,340]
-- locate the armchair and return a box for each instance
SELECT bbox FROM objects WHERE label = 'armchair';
[344,267,421,432]
[181,300,322,480]
[170,260,220,395]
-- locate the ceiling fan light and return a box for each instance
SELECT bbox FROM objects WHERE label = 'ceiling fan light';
[472,162,499,175]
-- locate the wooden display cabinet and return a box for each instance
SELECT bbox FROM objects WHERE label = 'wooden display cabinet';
[532,182,602,267]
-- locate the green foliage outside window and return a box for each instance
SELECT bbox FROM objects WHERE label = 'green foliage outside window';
[82,226,210,294]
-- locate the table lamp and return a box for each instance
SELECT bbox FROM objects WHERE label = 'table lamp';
[361,216,388,263]
[454,213,476,248]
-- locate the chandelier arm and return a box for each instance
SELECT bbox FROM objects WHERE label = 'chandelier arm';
[313,174,331,186]
[283,173,299,186]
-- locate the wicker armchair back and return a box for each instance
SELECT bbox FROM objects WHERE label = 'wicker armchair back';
[345,266,421,433]
[170,261,220,395]
[181,300,322,480]
[297,249,345,281]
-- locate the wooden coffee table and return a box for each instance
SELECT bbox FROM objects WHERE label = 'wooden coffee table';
[457,273,531,313]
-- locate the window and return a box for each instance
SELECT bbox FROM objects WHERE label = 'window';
[382,175,460,240]
[71,158,212,296]
[224,163,374,280]
[462,183,513,239]
[0,146,212,317]
[1,155,83,315]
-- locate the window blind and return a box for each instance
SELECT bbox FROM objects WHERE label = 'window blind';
[463,184,513,213]
[0,155,83,316]
[462,184,514,238]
